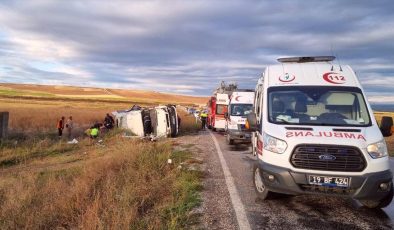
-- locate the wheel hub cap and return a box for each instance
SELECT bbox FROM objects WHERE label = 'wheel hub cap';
[254,168,265,193]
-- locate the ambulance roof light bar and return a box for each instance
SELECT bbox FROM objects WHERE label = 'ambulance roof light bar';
[277,56,336,63]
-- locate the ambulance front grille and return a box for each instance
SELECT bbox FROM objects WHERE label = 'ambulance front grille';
[290,145,366,172]
[237,124,246,131]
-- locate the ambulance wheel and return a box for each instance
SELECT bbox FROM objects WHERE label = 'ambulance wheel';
[208,124,212,129]
[252,143,256,156]
[360,184,393,209]
[226,133,234,145]
[213,128,216,132]
[253,164,273,200]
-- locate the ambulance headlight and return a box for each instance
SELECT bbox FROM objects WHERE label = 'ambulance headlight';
[367,140,388,159]
[263,133,287,154]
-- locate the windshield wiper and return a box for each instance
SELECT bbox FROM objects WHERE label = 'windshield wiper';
[312,123,349,127]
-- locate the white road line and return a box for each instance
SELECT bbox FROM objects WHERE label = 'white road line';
[208,130,251,230]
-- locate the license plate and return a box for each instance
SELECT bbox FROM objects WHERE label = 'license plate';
[245,133,251,137]
[308,175,350,187]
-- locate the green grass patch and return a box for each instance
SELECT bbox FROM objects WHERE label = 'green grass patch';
[163,170,202,229]
[37,167,82,186]
[170,150,192,164]
[0,89,54,98]
[180,143,195,149]
[0,137,79,167]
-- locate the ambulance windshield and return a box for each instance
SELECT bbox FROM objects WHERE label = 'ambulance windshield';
[268,86,371,127]
[230,104,253,116]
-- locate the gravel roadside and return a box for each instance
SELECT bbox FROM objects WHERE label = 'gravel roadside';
[175,130,238,230]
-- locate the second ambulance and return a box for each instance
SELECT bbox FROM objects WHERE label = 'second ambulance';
[225,90,254,145]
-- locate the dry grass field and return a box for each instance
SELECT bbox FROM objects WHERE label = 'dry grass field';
[0,83,208,106]
[0,131,201,229]
[0,89,203,229]
[2,98,129,133]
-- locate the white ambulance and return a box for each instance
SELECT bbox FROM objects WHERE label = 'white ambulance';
[247,56,394,208]
[212,93,230,130]
[225,90,255,145]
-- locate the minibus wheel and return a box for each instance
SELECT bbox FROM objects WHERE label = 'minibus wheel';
[253,164,273,200]
[226,133,234,145]
[360,184,393,209]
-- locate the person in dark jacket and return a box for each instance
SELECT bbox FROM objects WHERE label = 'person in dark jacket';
[104,113,115,129]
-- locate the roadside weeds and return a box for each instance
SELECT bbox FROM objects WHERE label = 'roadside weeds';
[0,131,202,229]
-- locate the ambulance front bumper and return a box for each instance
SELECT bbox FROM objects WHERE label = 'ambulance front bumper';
[228,129,252,142]
[257,161,393,201]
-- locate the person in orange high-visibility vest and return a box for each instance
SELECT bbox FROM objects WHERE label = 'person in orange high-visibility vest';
[57,116,65,137]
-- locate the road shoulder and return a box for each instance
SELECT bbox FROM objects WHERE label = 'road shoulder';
[175,131,238,229]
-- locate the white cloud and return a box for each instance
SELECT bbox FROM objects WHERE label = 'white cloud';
[0,0,393,97]
[368,96,394,104]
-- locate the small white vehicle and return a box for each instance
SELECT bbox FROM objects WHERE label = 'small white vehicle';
[225,90,254,145]
[247,56,394,208]
[114,105,179,138]
[210,93,230,131]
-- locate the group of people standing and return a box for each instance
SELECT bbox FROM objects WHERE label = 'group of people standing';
[57,116,73,139]
[56,113,115,139]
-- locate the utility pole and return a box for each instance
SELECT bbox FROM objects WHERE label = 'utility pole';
[0,112,9,139]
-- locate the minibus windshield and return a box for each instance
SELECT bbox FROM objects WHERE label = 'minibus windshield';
[230,104,253,116]
[267,86,371,127]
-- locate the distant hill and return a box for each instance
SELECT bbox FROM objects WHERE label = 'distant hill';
[0,83,208,106]
[371,104,394,112]
[2,83,392,111]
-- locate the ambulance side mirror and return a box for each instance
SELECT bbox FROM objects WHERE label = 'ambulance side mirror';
[380,116,393,137]
[224,112,229,119]
[246,112,258,131]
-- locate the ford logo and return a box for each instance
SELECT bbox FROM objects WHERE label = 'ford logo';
[319,154,336,161]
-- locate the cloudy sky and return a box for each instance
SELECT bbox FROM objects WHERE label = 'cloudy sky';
[0,1,393,102]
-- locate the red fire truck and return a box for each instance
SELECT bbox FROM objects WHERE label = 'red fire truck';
[207,82,237,131]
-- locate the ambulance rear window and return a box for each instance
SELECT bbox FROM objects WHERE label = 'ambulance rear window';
[216,105,227,115]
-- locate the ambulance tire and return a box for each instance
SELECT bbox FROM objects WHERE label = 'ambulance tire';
[360,184,393,209]
[253,164,274,200]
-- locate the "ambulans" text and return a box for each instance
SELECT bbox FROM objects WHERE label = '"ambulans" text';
[286,131,366,141]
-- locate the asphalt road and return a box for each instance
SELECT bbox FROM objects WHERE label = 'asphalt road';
[211,131,394,230]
